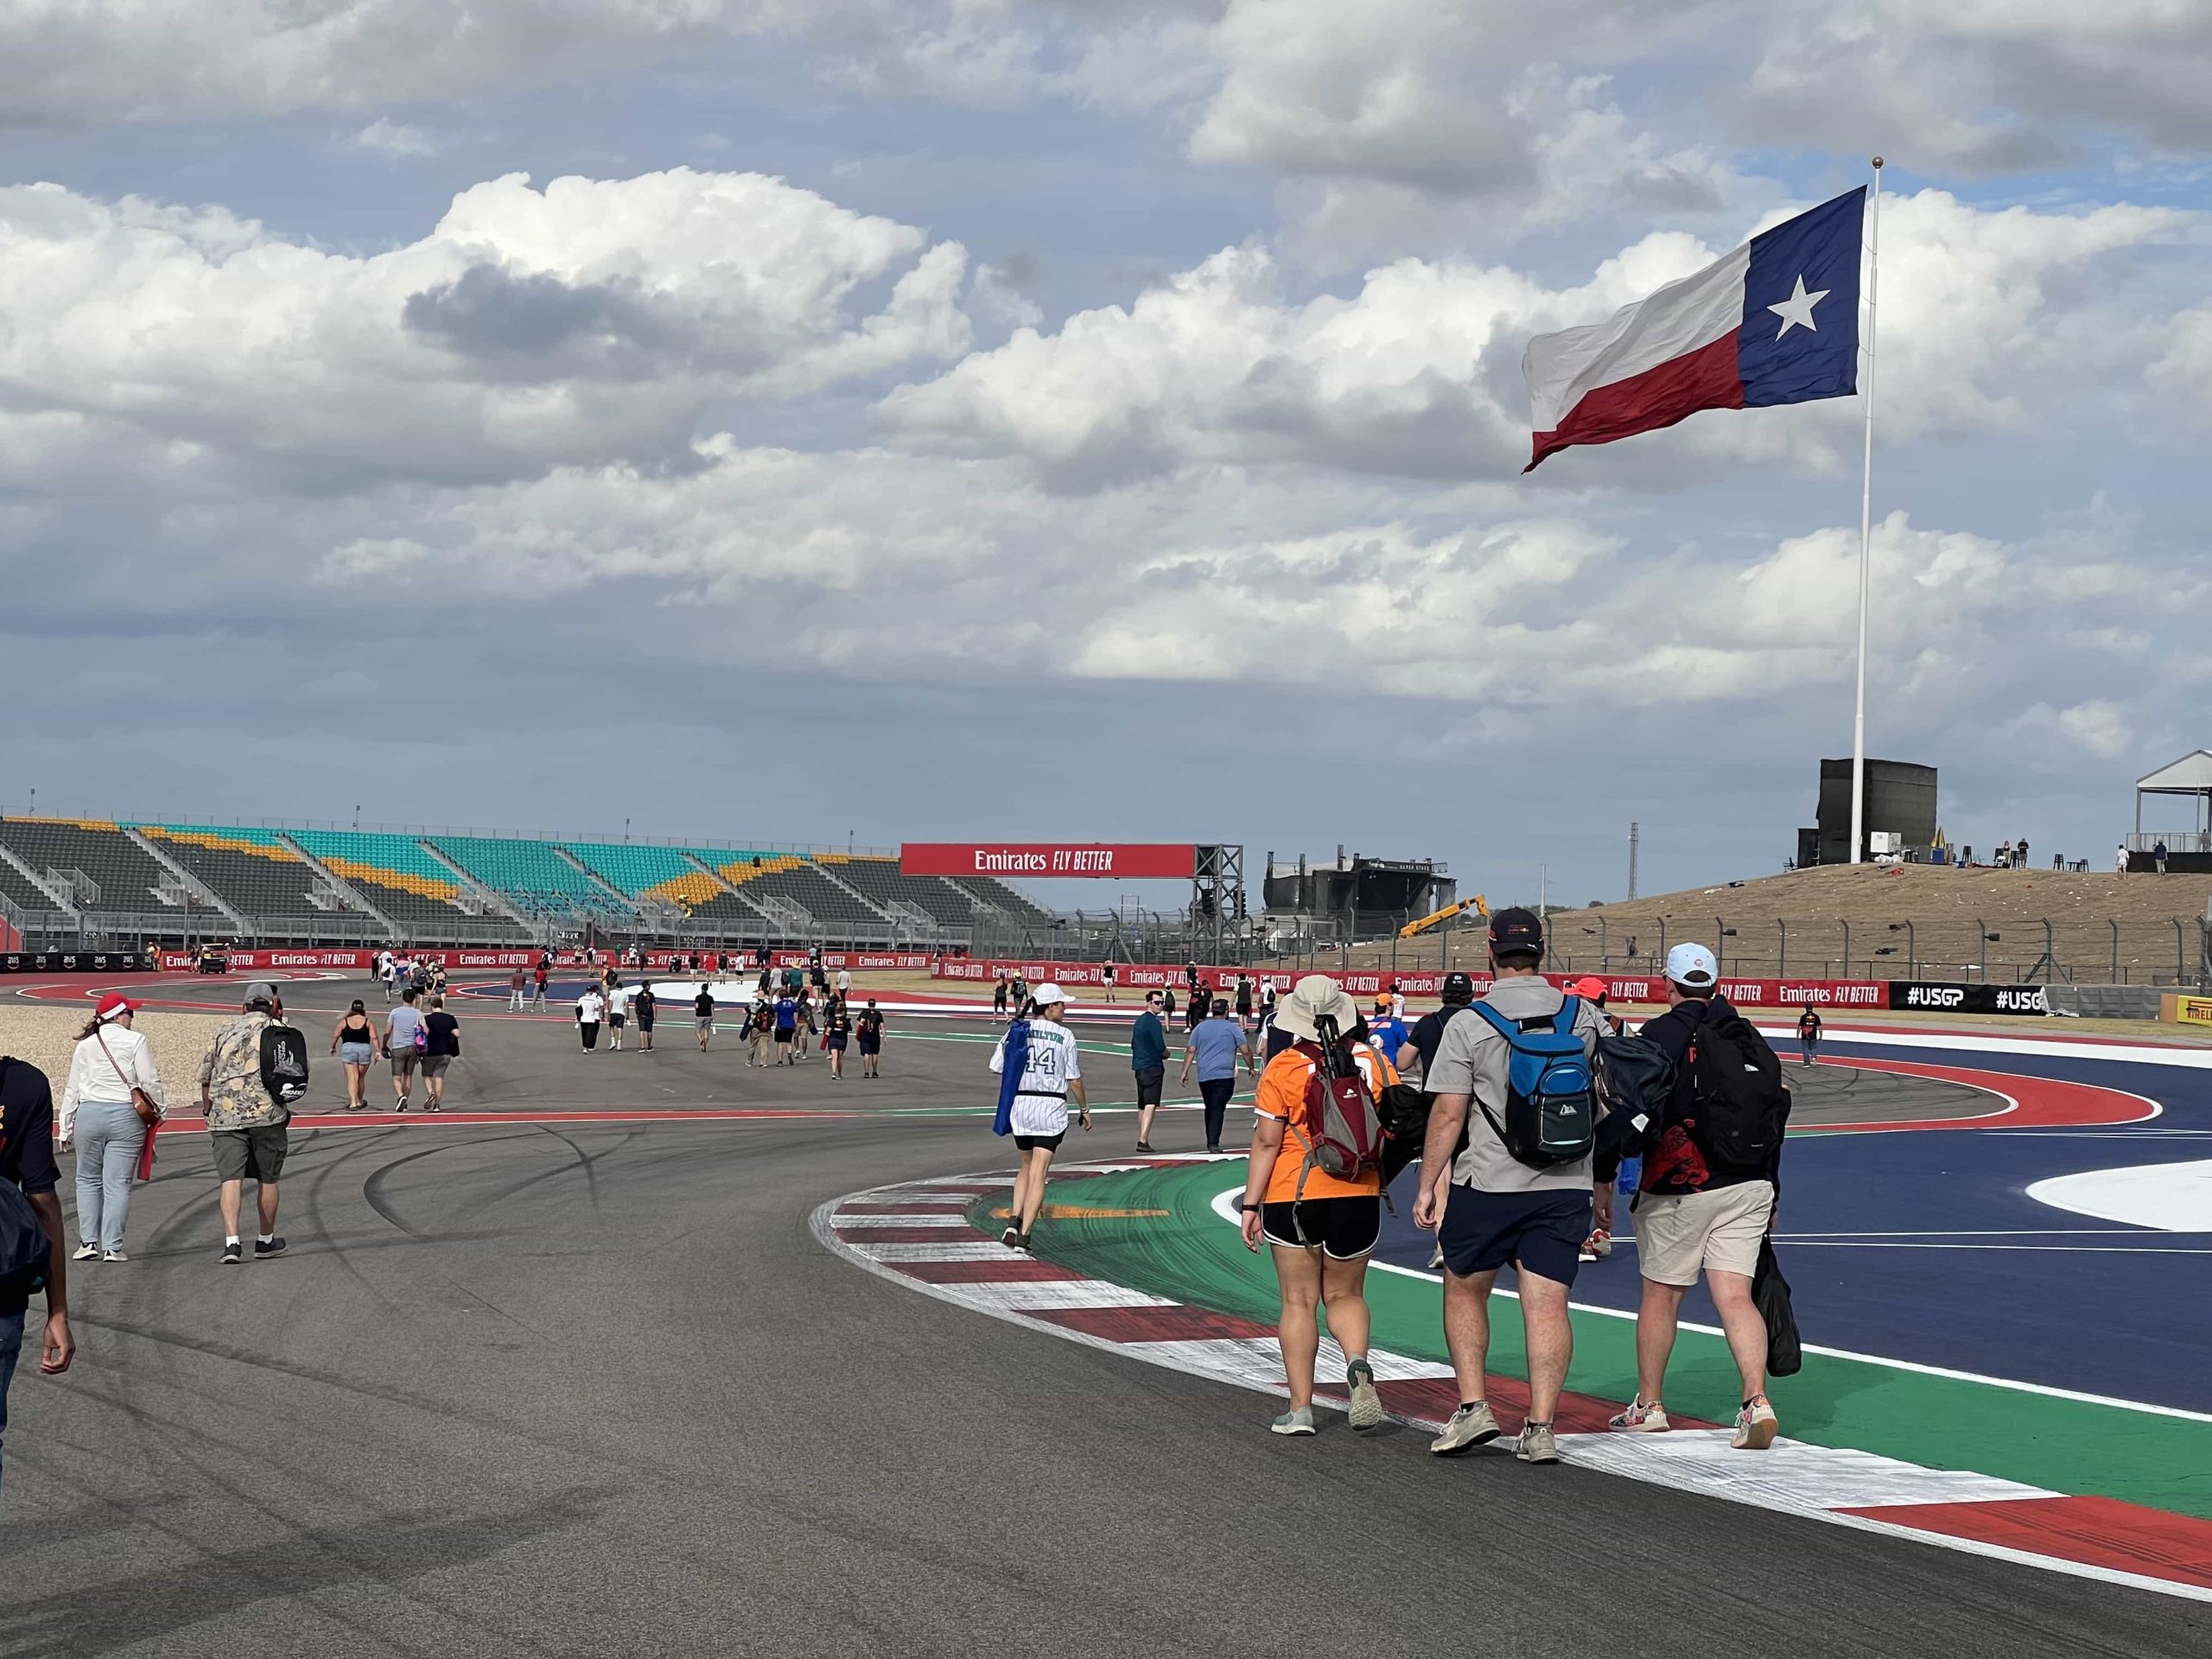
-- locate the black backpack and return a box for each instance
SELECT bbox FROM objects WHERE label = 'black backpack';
[259,1022,312,1110]
[0,1058,54,1309]
[1683,1007,1788,1171]
[1592,1030,1676,1159]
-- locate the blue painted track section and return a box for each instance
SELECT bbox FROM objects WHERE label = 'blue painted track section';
[1376,1038,2212,1414]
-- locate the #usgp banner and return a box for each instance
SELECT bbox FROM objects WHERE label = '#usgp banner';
[1888,982,2050,1016]
[900,842,1197,880]
[1,951,156,975]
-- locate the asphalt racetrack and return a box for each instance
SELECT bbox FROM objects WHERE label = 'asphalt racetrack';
[1,976,2198,1656]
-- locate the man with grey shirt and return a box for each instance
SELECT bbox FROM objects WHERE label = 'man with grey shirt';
[383,986,427,1111]
[1412,908,1605,1466]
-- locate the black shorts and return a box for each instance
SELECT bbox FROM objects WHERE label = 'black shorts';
[1261,1195,1381,1259]
[1439,1186,1592,1286]
[827,1035,848,1051]
[1013,1133,1064,1153]
[1134,1065,1165,1108]
[859,1037,880,1055]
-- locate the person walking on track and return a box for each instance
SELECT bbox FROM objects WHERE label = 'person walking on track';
[1796,1005,1821,1067]
[1414,908,1607,1467]
[59,992,164,1263]
[1179,998,1253,1154]
[1609,943,1789,1451]
[1100,960,1118,1004]
[606,976,628,1052]
[508,965,527,1011]
[857,1001,885,1078]
[1129,991,1168,1152]
[824,996,852,1081]
[633,982,658,1052]
[330,999,377,1111]
[531,962,549,1011]
[989,984,1088,1249]
[747,995,772,1067]
[694,984,715,1052]
[3,1052,75,1489]
[422,995,461,1111]
[773,990,798,1064]
[1236,974,1391,1437]
[576,986,605,1053]
[384,987,427,1111]
[200,982,291,1265]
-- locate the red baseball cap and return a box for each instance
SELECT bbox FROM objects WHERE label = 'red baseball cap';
[95,991,143,1021]
[1571,976,1609,1000]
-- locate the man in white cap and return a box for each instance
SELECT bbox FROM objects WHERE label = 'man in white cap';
[989,984,1089,1249]
[1607,942,1788,1451]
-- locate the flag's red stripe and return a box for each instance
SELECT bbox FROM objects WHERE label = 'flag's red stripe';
[1528,328,1744,470]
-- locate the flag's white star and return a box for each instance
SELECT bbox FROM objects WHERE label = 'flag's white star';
[1768,274,1829,340]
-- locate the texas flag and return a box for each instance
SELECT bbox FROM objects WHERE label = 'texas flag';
[1522,188,1866,471]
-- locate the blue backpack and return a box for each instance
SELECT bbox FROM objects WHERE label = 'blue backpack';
[992,1020,1032,1137]
[1467,996,1598,1167]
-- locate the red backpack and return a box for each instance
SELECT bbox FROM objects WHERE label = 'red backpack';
[1286,1019,1386,1199]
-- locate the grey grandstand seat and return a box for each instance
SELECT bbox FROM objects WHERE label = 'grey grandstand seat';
[949,875,1058,927]
[0,818,177,915]
[135,826,344,930]
[817,856,980,927]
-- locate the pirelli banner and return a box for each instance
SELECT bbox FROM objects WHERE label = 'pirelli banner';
[1887,981,2050,1016]
[901,842,1197,880]
[1,950,157,974]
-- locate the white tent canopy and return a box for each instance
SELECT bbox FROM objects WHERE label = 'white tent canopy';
[2135,750,2212,836]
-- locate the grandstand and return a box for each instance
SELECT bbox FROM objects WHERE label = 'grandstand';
[0,817,196,929]
[0,810,1058,950]
[289,830,527,943]
[429,836,632,925]
[559,842,739,913]
[817,855,985,929]
[134,824,365,933]
[708,855,890,932]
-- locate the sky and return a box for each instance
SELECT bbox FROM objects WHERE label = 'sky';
[2,1,2209,911]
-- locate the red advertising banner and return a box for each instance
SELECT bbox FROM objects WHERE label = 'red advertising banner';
[900,842,1196,880]
[931,957,1891,1008]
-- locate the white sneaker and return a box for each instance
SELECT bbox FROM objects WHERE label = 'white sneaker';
[1607,1398,1670,1433]
[1732,1396,1780,1450]
[72,1243,99,1262]
[1427,1400,1501,1455]
[102,1249,129,1262]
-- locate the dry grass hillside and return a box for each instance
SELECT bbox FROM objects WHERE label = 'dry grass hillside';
[1292,864,2212,985]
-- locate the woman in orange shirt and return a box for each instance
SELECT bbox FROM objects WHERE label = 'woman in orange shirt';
[1236,975,1394,1437]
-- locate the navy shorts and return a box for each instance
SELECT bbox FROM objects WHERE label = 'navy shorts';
[1439,1185,1592,1287]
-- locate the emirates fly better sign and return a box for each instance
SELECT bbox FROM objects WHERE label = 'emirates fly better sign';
[900,842,1197,880]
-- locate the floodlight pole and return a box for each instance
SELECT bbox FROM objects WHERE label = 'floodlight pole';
[1849,157,1883,866]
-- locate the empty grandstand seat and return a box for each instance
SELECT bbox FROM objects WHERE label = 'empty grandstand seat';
[135,824,340,927]
[428,836,628,920]
[289,830,516,936]
[0,818,177,913]
[815,856,981,928]
[949,875,1058,927]
[714,855,885,927]
[559,842,728,912]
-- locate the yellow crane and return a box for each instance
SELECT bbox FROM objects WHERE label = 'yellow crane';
[1398,894,1487,939]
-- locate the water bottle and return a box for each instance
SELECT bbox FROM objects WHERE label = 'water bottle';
[1617,1154,1641,1197]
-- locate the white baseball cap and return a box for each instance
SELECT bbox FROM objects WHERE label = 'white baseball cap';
[1664,943,1719,988]
[1032,982,1068,1007]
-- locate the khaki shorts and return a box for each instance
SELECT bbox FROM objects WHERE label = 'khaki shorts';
[212,1125,289,1185]
[1636,1181,1774,1286]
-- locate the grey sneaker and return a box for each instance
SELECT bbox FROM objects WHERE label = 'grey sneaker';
[101,1249,129,1263]
[1427,1401,1501,1455]
[1345,1357,1383,1430]
[71,1243,99,1262]
[1270,1406,1317,1436]
[1516,1421,1560,1464]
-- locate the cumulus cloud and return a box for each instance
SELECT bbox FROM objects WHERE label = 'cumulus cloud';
[879,189,2192,491]
[346,118,441,158]
[0,168,971,493]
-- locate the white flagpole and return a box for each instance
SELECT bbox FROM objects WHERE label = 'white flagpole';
[1848,156,1883,865]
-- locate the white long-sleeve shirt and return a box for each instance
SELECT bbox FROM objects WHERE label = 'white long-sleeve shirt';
[60,1021,167,1140]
